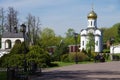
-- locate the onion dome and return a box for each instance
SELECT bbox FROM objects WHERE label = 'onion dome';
[87,10,97,19]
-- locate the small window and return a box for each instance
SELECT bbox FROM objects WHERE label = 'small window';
[96,41,98,46]
[91,21,92,26]
[82,41,84,46]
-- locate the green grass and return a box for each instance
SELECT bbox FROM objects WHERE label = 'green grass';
[0,71,7,80]
[78,61,93,64]
[51,61,94,67]
[56,62,75,67]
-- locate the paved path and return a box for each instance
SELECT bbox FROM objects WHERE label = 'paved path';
[31,61,120,80]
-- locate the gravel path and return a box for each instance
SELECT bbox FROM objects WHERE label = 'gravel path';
[30,61,120,80]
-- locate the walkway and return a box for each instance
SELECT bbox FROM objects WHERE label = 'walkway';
[31,61,120,80]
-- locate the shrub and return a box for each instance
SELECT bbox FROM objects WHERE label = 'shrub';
[103,49,110,53]
[0,45,51,68]
[112,53,120,61]
[0,54,24,67]
[27,45,51,68]
[103,53,110,60]
[61,54,69,62]
[61,52,89,62]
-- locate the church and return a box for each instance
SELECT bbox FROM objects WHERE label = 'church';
[0,27,24,57]
[80,9,103,52]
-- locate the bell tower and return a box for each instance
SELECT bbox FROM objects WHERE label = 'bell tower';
[87,7,97,29]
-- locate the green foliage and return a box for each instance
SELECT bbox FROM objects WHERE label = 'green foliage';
[61,54,69,62]
[102,53,110,60]
[0,53,24,67]
[112,53,120,61]
[103,49,110,53]
[51,61,74,67]
[27,45,51,67]
[10,42,23,54]
[0,44,51,68]
[86,33,95,52]
[10,42,29,54]
[101,23,120,43]
[0,71,7,80]
[40,27,60,49]
[61,52,89,62]
[53,42,69,61]
[64,28,80,45]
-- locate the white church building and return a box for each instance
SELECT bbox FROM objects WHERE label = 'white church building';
[1,32,24,50]
[80,9,103,52]
[0,31,24,57]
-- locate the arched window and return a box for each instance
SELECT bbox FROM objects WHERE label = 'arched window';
[15,39,21,44]
[82,41,84,46]
[96,41,98,46]
[5,40,12,49]
[91,21,92,26]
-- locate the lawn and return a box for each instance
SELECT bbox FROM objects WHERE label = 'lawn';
[53,61,75,67]
[51,61,94,67]
[0,71,7,80]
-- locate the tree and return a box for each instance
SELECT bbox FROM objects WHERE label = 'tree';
[0,8,5,48]
[26,45,51,67]
[6,7,18,32]
[101,23,120,43]
[116,23,120,42]
[66,28,75,38]
[26,14,41,46]
[0,8,5,35]
[64,28,75,45]
[86,33,95,56]
[40,27,60,49]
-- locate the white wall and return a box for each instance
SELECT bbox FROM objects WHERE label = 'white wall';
[1,38,24,50]
[110,45,120,54]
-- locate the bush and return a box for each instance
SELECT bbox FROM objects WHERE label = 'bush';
[103,49,110,53]
[61,52,89,62]
[0,45,51,68]
[0,54,24,67]
[61,54,69,62]
[102,53,110,60]
[27,45,51,68]
[112,53,120,61]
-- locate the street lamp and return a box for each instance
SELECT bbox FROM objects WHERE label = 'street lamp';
[110,37,115,61]
[73,32,78,64]
[20,24,27,72]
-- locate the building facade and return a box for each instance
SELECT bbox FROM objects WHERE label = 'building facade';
[80,9,103,52]
[1,32,24,50]
[110,45,120,54]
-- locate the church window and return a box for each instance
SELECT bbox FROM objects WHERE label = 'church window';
[96,41,98,46]
[82,41,84,46]
[91,21,92,26]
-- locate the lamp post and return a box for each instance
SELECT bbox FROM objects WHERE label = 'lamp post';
[21,24,27,72]
[110,37,115,61]
[74,32,78,64]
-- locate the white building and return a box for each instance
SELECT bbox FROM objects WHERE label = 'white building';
[1,32,24,50]
[80,9,103,52]
[110,45,120,54]
[0,31,24,57]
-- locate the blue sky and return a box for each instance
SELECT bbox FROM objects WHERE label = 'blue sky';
[0,0,120,36]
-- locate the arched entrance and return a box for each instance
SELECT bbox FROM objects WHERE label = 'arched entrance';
[15,39,21,44]
[5,40,12,49]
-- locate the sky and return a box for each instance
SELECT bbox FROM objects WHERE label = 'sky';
[0,0,120,36]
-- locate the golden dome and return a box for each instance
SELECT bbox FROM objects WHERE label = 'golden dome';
[87,10,97,19]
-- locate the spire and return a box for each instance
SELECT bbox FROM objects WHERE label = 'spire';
[91,1,94,11]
